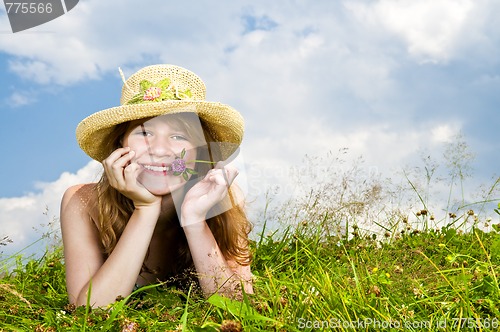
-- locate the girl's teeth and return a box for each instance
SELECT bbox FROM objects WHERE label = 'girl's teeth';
[144,165,170,172]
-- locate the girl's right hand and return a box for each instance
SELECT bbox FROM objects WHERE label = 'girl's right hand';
[102,147,161,208]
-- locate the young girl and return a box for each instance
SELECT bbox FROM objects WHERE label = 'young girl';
[60,64,253,307]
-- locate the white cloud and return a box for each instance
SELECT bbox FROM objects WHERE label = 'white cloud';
[0,161,102,258]
[242,116,464,202]
[431,123,460,143]
[6,91,34,107]
[0,0,496,109]
[346,0,478,63]
[0,0,498,244]
[0,0,245,85]
[0,0,497,87]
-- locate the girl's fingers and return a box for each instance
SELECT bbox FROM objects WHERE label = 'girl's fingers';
[123,161,141,186]
[103,147,131,167]
[101,148,159,206]
[213,165,238,186]
[103,148,136,188]
[182,166,240,221]
[114,150,135,172]
[207,166,238,187]
[225,166,239,185]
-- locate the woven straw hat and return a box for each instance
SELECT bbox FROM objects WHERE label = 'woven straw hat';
[76,64,244,162]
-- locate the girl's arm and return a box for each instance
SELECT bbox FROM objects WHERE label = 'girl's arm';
[181,166,253,298]
[61,147,161,307]
[61,184,160,307]
[182,221,253,297]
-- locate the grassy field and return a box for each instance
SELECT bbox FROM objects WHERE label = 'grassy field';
[1,212,499,331]
[1,144,499,331]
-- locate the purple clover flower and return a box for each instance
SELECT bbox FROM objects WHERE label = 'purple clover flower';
[169,148,216,180]
[171,158,186,173]
[171,148,201,181]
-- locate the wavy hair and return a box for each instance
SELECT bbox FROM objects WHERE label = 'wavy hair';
[93,113,252,277]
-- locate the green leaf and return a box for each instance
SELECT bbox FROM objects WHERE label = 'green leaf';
[126,93,144,105]
[177,89,192,99]
[181,148,186,159]
[207,294,276,323]
[173,172,181,176]
[186,168,197,175]
[139,80,153,91]
[161,90,175,100]
[193,325,219,332]
[182,172,189,181]
[157,78,171,89]
[179,285,192,332]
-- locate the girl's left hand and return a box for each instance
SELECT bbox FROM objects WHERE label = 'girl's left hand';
[180,164,238,226]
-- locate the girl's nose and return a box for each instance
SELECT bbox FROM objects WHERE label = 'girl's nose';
[148,138,173,158]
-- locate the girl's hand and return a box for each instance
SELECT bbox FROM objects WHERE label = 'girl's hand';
[180,164,238,226]
[102,147,161,208]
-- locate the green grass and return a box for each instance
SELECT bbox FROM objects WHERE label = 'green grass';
[1,220,499,331]
[2,141,499,331]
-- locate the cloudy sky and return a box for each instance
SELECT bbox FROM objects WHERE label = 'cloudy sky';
[1,0,499,258]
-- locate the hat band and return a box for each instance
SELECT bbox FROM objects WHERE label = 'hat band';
[125,78,193,105]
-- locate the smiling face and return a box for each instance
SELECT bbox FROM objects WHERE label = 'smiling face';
[122,113,206,196]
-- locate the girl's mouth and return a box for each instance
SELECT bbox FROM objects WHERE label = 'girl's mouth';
[143,164,170,172]
[140,163,171,175]
[137,148,199,179]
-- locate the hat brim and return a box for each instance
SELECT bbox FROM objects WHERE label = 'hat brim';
[76,100,244,162]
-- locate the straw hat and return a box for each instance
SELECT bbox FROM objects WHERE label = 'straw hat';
[76,64,244,162]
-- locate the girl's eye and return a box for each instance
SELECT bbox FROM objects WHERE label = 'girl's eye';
[172,135,187,141]
[136,124,152,137]
[134,130,152,136]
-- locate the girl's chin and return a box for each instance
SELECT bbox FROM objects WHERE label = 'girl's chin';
[138,180,185,196]
[145,187,171,196]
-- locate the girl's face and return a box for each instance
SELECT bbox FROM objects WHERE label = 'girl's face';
[122,114,200,196]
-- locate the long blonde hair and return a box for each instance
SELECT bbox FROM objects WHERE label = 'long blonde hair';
[93,113,252,274]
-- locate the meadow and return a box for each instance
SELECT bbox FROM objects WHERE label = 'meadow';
[1,138,499,331]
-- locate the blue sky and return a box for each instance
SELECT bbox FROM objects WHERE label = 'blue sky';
[1,0,499,257]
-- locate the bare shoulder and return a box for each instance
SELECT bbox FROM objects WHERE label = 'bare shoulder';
[61,183,98,222]
[62,183,97,204]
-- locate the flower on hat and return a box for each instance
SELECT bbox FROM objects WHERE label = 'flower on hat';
[127,78,192,105]
[143,87,162,101]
